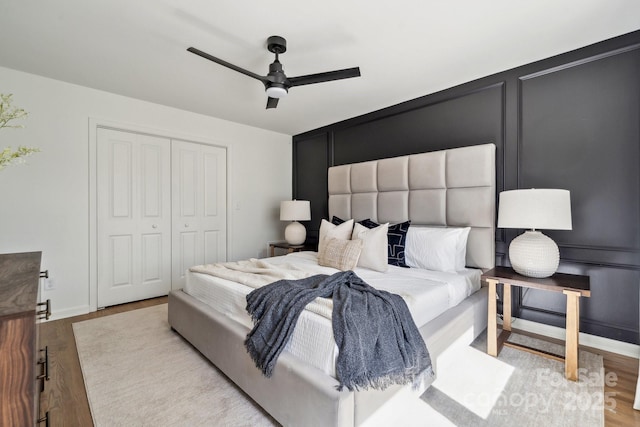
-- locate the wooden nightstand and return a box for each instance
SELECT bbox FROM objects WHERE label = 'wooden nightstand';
[482,266,590,381]
[269,241,315,257]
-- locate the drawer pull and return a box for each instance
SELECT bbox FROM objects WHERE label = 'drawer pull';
[37,299,51,320]
[37,346,50,392]
[37,411,50,426]
[40,270,49,279]
[37,346,50,381]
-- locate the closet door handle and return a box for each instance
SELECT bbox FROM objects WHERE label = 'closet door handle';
[152,224,158,229]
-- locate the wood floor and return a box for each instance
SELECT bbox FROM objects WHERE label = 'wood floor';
[39,296,168,427]
[40,297,639,426]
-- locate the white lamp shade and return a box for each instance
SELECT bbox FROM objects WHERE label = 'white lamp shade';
[498,189,572,230]
[280,200,311,221]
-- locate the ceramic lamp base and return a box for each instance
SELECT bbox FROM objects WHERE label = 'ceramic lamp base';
[509,230,559,278]
[284,221,306,245]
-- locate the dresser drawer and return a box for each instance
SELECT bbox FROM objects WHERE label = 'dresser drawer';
[0,251,45,427]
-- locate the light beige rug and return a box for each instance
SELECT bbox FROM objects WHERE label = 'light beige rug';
[73,304,277,427]
[74,304,604,426]
[418,333,605,427]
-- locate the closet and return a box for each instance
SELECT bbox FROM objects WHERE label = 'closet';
[96,128,226,307]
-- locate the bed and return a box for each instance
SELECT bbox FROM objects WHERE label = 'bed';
[168,143,496,426]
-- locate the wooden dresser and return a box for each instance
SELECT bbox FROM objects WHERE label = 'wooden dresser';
[0,252,50,426]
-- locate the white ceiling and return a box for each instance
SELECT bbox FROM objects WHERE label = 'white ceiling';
[1,1,639,136]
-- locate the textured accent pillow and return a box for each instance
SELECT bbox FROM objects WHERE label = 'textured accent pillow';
[358,219,411,267]
[405,227,471,272]
[351,222,389,272]
[318,238,363,271]
[318,219,354,255]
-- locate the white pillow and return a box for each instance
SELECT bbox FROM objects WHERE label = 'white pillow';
[318,219,354,254]
[405,227,471,272]
[351,222,389,272]
[454,227,471,270]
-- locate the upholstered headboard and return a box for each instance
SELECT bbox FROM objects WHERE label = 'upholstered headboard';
[328,143,496,270]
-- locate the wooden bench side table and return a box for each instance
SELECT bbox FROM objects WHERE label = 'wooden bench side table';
[269,241,315,257]
[483,266,590,381]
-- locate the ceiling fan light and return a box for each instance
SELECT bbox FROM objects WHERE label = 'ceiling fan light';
[266,86,288,98]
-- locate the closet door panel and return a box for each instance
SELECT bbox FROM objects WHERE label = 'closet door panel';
[204,230,220,265]
[201,145,227,266]
[97,128,171,307]
[110,235,133,287]
[179,231,198,276]
[110,141,133,218]
[171,140,227,289]
[141,233,163,283]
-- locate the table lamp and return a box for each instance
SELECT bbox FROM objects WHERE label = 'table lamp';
[498,189,572,278]
[280,200,311,245]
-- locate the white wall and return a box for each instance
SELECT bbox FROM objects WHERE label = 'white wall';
[0,66,292,319]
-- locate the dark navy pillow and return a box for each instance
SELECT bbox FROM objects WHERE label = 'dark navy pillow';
[358,219,411,267]
[358,218,378,229]
[331,216,346,225]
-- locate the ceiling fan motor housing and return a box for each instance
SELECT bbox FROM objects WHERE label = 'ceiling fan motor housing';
[267,61,288,83]
[267,35,287,54]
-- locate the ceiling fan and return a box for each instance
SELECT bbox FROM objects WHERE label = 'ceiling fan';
[187,36,361,109]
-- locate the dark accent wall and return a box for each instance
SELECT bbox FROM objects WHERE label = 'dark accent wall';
[293,30,640,345]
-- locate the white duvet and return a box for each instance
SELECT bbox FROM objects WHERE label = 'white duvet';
[184,251,481,377]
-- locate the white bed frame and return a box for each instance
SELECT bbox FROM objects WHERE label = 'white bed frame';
[168,143,496,426]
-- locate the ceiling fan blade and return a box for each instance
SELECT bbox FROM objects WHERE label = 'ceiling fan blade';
[266,97,279,109]
[187,47,267,82]
[288,67,361,87]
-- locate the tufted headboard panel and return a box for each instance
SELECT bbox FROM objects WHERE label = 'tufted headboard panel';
[328,143,496,270]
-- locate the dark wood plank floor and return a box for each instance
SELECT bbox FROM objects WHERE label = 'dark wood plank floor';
[39,296,167,426]
[602,350,640,426]
[40,297,639,426]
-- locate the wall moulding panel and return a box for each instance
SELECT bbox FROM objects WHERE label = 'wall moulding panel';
[293,30,640,345]
[292,133,330,243]
[518,44,640,255]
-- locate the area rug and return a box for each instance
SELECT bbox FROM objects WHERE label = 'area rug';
[73,304,277,427]
[418,333,605,427]
[74,304,604,426]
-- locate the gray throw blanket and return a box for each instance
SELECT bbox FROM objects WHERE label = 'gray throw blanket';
[244,270,433,391]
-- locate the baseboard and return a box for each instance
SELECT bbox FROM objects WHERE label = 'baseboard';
[44,304,91,322]
[511,317,640,359]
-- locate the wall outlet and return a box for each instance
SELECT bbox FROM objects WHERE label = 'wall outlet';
[44,278,56,290]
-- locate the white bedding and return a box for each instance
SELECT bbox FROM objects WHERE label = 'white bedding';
[184,251,481,377]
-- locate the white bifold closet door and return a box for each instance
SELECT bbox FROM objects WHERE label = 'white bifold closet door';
[97,130,227,307]
[97,128,172,307]
[171,140,227,289]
